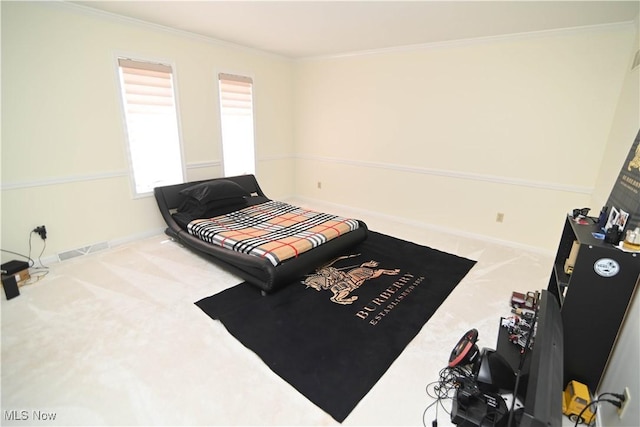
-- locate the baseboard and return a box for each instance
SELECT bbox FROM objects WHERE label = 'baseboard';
[36,201,553,268]
[290,196,555,257]
[37,227,166,267]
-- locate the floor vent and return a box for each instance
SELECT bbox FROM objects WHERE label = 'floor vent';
[58,241,110,262]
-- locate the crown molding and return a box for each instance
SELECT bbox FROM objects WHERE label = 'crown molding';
[52,1,290,61]
[299,20,637,62]
[37,1,638,63]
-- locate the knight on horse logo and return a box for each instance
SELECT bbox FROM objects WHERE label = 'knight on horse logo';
[302,254,400,305]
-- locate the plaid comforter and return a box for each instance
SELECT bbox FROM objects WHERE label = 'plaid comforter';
[187,200,360,266]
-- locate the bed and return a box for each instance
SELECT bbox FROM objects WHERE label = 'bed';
[154,175,368,293]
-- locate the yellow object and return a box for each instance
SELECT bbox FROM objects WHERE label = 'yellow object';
[563,380,595,425]
[564,240,580,274]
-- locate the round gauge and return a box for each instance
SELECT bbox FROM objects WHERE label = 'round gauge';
[593,258,620,277]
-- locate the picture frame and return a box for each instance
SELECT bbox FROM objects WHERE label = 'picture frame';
[605,206,620,231]
[617,209,630,231]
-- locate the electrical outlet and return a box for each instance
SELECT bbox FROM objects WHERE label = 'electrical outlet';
[618,387,631,419]
[33,225,47,240]
[496,212,505,223]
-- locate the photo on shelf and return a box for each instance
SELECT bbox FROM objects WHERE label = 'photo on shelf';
[605,207,620,231]
[617,209,630,231]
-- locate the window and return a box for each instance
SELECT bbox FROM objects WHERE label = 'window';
[117,58,184,195]
[218,73,255,177]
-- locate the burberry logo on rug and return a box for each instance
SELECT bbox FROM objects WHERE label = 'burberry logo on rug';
[302,254,400,305]
[355,273,425,325]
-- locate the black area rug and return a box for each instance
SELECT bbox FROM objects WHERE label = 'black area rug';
[195,231,476,422]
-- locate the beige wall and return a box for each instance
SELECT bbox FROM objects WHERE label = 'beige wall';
[594,20,640,426]
[293,24,637,251]
[1,2,294,261]
[2,1,638,261]
[591,30,640,209]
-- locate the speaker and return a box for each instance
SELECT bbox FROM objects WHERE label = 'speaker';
[473,348,516,394]
[449,329,479,368]
[2,274,20,300]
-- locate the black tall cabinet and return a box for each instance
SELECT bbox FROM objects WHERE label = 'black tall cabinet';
[547,215,639,392]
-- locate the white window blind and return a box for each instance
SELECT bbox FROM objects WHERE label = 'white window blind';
[118,58,184,195]
[218,73,255,176]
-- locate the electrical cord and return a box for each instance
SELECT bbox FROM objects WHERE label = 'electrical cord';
[423,365,473,427]
[19,267,49,286]
[1,249,34,268]
[598,391,626,401]
[1,230,50,285]
[28,230,48,269]
[2,230,47,269]
[572,395,623,426]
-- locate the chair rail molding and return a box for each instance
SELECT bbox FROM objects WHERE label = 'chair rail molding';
[295,154,593,194]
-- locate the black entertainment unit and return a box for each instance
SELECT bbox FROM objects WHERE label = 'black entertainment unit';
[451,290,563,427]
[547,215,639,391]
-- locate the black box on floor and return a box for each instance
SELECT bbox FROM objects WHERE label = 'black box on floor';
[1,260,29,275]
[2,274,20,300]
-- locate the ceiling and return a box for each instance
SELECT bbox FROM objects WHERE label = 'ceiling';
[72,1,639,58]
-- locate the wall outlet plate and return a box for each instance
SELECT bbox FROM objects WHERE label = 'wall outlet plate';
[618,387,631,419]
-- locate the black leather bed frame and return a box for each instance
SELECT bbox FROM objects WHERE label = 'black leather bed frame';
[154,175,368,293]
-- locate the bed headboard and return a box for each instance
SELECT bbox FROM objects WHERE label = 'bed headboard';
[153,174,267,233]
[154,174,266,211]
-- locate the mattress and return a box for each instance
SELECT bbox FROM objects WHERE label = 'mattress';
[187,200,361,266]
